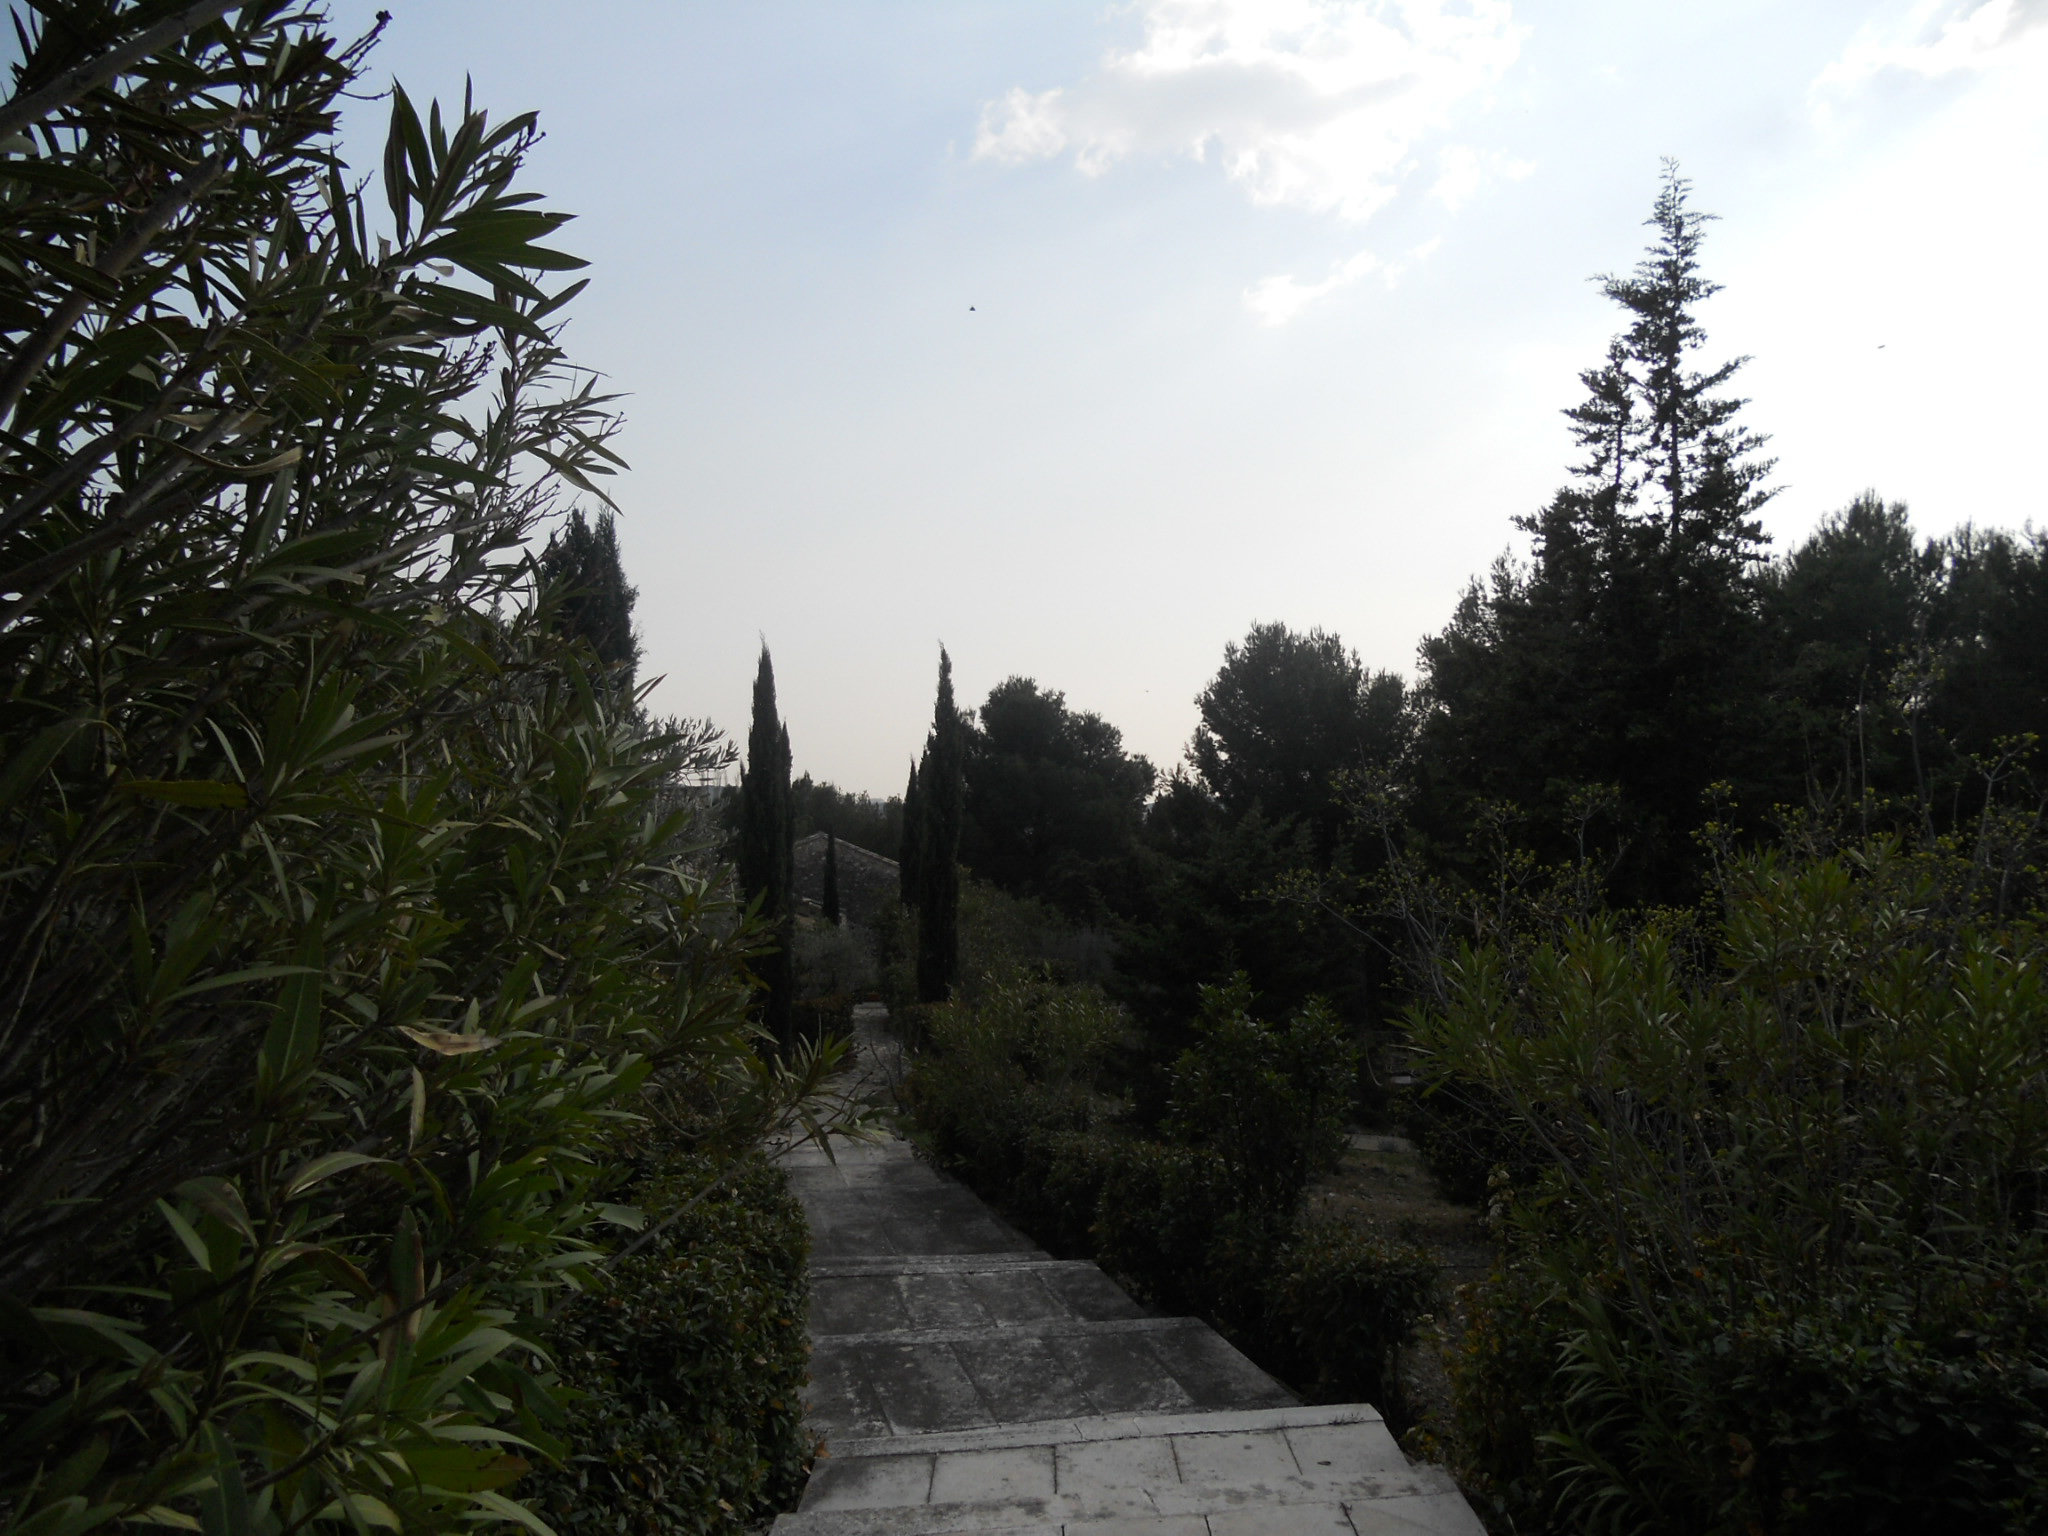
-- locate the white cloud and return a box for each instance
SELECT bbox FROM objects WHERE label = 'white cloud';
[1812,0,2048,113]
[1428,142,1531,211]
[1241,234,1440,324]
[974,0,1526,222]
[1244,249,1381,323]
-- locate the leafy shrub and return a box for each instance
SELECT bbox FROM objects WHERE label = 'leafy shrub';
[905,970,1435,1402]
[1419,847,2048,1535]
[901,966,1130,1245]
[792,993,854,1047]
[1265,1217,1437,1406]
[1162,978,1357,1218]
[795,921,877,998]
[1401,1074,1535,1206]
[0,10,841,1533]
[1090,1138,1232,1314]
[529,1152,812,1536]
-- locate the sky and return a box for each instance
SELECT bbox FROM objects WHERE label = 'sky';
[317,0,2048,796]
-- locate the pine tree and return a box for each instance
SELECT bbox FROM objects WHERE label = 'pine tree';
[898,761,922,908]
[915,649,966,1003]
[539,509,641,692]
[822,832,842,927]
[1420,164,1776,902]
[737,646,796,1049]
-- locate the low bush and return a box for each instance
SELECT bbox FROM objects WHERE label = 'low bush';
[791,992,854,1046]
[901,966,1128,1212]
[1401,1074,1535,1207]
[1420,847,2048,1535]
[795,921,877,999]
[905,970,1435,1407]
[1266,1217,1438,1406]
[529,1151,812,1536]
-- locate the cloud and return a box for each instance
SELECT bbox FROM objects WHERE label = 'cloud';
[974,0,1526,222]
[1244,249,1381,323]
[1812,0,2048,112]
[1242,235,1440,324]
[1428,143,1532,211]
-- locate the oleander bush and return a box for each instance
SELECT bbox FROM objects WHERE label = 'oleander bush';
[0,9,842,1534]
[528,1150,813,1536]
[1421,845,2048,1535]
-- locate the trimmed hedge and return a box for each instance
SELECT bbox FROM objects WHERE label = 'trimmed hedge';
[528,1152,813,1536]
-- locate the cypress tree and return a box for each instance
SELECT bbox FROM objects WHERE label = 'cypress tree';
[915,649,966,1003]
[822,832,842,927]
[538,509,641,692]
[737,646,796,1050]
[898,761,922,908]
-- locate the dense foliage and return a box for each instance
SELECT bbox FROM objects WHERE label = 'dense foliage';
[528,1150,811,1536]
[0,9,838,1534]
[962,676,1154,923]
[1419,841,2048,1534]
[537,509,640,693]
[891,161,2048,1530]
[902,967,1433,1408]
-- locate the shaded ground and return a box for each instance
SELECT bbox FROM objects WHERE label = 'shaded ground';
[1305,1135,1496,1458]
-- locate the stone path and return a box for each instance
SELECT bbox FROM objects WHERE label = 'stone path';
[770,1030,1485,1536]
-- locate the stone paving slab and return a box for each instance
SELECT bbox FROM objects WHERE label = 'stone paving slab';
[811,1261,1146,1336]
[812,1254,1087,1278]
[808,1319,1295,1438]
[774,1112,1481,1536]
[821,1404,1390,1460]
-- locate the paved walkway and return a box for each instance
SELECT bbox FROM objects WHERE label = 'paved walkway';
[770,1013,1484,1535]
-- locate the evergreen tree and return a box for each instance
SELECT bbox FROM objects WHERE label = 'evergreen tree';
[899,761,922,908]
[822,832,842,927]
[539,509,642,692]
[961,676,1156,920]
[915,649,966,1003]
[1418,164,1775,901]
[1189,623,1408,858]
[738,646,796,1049]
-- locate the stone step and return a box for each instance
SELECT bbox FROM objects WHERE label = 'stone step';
[812,1265,1148,1337]
[820,1404,1395,1459]
[773,1405,1482,1536]
[784,1143,1043,1264]
[807,1317,1294,1440]
[812,1254,1083,1278]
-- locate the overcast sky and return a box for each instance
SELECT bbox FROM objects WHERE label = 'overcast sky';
[321,0,2048,795]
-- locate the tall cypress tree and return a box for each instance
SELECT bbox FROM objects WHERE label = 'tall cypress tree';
[822,832,842,927]
[915,649,966,1003]
[898,761,922,908]
[538,509,641,693]
[737,646,795,1049]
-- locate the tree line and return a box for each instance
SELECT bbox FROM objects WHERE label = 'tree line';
[756,166,2046,1051]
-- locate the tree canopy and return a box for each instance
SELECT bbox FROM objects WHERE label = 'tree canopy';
[1190,622,1408,855]
[962,676,1155,920]
[539,507,641,691]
